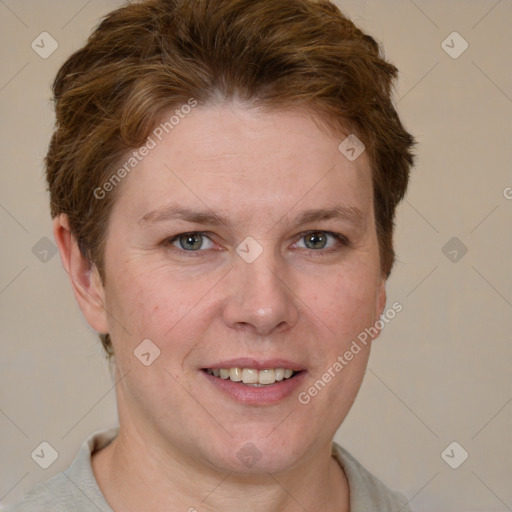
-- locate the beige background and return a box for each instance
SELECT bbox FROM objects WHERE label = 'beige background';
[1,0,511,510]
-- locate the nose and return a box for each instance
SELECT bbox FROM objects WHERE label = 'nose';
[221,254,299,336]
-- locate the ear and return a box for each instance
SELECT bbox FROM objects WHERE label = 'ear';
[53,214,109,334]
[376,276,387,319]
[371,276,387,341]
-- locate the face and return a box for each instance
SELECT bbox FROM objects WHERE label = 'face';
[90,102,386,474]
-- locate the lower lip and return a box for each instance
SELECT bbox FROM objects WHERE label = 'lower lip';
[201,370,307,405]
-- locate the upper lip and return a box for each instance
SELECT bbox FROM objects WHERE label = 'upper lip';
[202,358,305,371]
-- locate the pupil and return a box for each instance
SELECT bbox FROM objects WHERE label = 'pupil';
[306,232,326,249]
[180,233,202,250]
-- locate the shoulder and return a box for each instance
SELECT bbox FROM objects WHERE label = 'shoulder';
[332,442,412,512]
[2,428,118,512]
[2,472,74,512]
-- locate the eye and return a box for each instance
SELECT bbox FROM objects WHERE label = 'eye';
[295,231,346,251]
[170,232,215,251]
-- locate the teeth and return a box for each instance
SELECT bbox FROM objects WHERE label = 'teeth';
[206,367,297,385]
[229,367,242,382]
[258,369,276,385]
[241,368,259,384]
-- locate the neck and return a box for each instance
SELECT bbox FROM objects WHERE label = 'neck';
[92,423,349,512]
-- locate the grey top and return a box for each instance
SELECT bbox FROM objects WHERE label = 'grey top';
[3,428,412,511]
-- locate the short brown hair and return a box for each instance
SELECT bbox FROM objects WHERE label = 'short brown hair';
[47,0,415,357]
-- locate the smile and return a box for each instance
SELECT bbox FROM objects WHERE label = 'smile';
[204,368,298,386]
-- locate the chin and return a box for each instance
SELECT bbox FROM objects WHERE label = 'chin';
[204,433,307,475]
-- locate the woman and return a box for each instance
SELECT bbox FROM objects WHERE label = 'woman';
[6,0,415,510]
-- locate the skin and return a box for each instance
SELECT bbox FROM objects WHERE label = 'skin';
[54,101,387,512]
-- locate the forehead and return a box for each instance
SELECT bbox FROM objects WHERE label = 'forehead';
[110,102,373,224]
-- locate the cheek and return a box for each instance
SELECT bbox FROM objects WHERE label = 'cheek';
[302,265,380,343]
[297,269,377,413]
[104,262,219,350]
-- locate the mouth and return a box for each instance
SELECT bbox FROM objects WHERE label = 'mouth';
[200,358,306,404]
[202,367,301,386]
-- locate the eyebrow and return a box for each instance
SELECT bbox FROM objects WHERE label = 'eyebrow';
[139,205,228,227]
[138,204,366,230]
[289,206,366,231]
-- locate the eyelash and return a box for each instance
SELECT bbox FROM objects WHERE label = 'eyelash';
[163,230,349,256]
[295,230,350,254]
